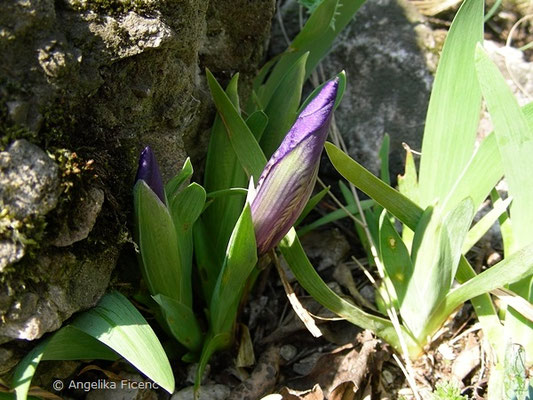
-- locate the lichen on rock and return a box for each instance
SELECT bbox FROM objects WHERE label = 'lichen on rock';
[0,140,60,270]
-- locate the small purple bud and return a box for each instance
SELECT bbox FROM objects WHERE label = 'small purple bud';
[251,78,339,254]
[135,146,165,204]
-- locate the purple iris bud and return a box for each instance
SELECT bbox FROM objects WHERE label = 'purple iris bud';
[250,78,339,254]
[135,146,165,204]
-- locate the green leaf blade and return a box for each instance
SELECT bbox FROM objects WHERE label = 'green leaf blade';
[71,292,175,393]
[206,69,267,180]
[134,181,182,302]
[153,294,204,353]
[325,142,422,230]
[379,211,413,305]
[12,293,173,399]
[203,73,248,264]
[280,228,421,357]
[418,0,484,207]
[260,53,308,158]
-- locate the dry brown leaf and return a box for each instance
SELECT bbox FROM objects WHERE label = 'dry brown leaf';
[228,346,280,400]
[333,263,375,311]
[279,384,325,400]
[329,381,357,400]
[275,255,322,338]
[491,288,533,322]
[236,323,256,368]
[77,364,124,381]
[452,333,480,382]
[326,331,377,397]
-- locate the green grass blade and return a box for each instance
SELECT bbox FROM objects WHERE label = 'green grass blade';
[279,228,421,357]
[165,158,193,200]
[193,218,221,303]
[297,200,374,236]
[12,328,119,400]
[438,242,533,325]
[475,46,533,251]
[441,132,503,215]
[454,256,503,357]
[259,0,364,105]
[204,72,241,194]
[339,180,355,206]
[199,204,258,385]
[490,189,515,257]
[325,142,422,229]
[41,326,119,360]
[206,69,266,180]
[326,142,502,350]
[260,53,308,158]
[71,292,175,393]
[418,0,483,207]
[462,196,513,254]
[13,293,172,399]
[12,342,45,400]
[209,204,257,334]
[246,110,269,141]
[168,183,206,308]
[398,148,419,203]
[196,332,231,389]
[398,149,418,245]
[402,199,474,338]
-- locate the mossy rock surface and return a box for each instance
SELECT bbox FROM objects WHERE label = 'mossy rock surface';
[0,0,275,369]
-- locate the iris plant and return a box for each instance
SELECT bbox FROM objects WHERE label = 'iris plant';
[133,77,339,383]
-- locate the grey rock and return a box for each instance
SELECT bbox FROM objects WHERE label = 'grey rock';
[300,228,350,272]
[321,0,434,179]
[293,352,323,376]
[0,246,118,343]
[0,241,25,271]
[0,346,18,374]
[0,140,60,219]
[0,140,60,269]
[360,284,376,306]
[280,344,297,361]
[172,384,230,400]
[272,0,437,180]
[33,360,80,388]
[478,40,533,139]
[186,363,210,385]
[51,186,105,247]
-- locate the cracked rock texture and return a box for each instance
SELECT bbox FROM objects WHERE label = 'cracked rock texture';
[0,0,275,368]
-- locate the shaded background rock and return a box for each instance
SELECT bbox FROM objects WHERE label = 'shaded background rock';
[0,0,275,366]
[477,39,533,139]
[271,0,438,181]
